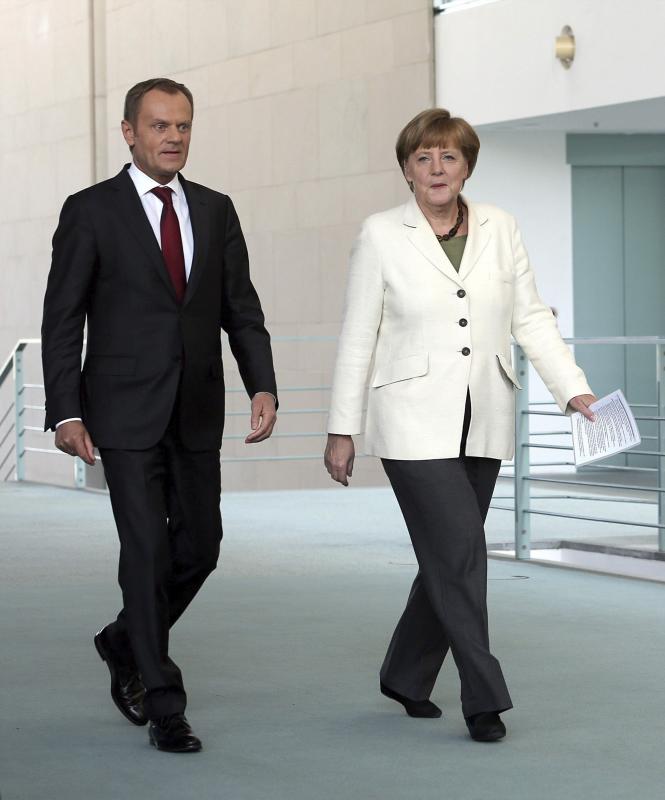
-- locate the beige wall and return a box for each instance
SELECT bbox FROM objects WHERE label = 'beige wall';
[1,0,434,490]
[0,0,93,360]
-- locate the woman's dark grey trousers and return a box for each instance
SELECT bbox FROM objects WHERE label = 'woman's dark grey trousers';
[380,400,512,717]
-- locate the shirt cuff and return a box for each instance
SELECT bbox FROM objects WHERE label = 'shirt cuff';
[55,418,82,428]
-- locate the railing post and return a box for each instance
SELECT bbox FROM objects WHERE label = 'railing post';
[514,344,531,559]
[14,346,25,481]
[74,458,86,489]
[657,344,665,552]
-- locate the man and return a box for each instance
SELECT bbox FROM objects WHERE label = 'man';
[41,78,278,753]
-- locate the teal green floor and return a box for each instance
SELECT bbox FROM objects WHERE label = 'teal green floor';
[1,482,663,800]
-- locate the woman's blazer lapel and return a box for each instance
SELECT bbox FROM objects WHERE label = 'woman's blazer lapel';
[403,194,463,288]
[402,194,491,285]
[458,200,490,281]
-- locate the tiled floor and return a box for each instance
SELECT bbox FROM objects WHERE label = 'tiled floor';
[1,481,664,800]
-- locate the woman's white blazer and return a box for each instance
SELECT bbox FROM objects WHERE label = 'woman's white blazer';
[327,195,592,461]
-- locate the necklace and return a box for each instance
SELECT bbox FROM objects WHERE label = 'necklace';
[435,198,464,242]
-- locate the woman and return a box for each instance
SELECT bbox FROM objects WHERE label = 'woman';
[324,109,596,742]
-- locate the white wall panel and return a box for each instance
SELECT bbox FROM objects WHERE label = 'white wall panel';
[435,0,665,126]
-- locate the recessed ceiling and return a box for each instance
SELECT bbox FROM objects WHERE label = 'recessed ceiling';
[477,96,665,134]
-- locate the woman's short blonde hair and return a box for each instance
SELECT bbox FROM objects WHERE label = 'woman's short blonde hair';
[396,108,480,182]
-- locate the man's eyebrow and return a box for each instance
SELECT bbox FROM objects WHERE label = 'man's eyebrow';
[150,117,191,125]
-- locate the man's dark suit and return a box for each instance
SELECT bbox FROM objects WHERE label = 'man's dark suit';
[41,164,277,719]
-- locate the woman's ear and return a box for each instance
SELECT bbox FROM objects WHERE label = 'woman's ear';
[403,162,414,193]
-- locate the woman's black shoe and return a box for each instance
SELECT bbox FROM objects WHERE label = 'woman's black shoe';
[149,713,202,753]
[465,711,506,741]
[380,682,442,718]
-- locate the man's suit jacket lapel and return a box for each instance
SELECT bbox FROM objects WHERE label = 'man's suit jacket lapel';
[110,167,178,300]
[178,174,209,306]
[403,194,490,286]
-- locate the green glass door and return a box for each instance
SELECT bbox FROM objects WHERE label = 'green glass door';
[570,136,665,468]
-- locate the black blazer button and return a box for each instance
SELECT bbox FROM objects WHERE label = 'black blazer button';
[457,289,466,298]
[461,347,471,356]
[459,318,468,327]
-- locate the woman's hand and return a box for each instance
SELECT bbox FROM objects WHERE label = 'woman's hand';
[324,434,355,486]
[567,393,598,421]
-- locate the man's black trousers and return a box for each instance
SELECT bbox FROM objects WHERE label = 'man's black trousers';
[99,419,223,720]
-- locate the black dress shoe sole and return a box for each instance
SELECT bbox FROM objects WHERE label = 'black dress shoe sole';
[466,723,506,742]
[149,730,202,753]
[94,632,148,727]
[469,728,506,742]
[380,683,443,719]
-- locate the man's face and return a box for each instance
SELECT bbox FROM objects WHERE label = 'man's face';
[121,89,192,183]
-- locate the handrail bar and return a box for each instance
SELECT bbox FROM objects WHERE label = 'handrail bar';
[2,335,664,558]
[562,336,665,344]
[0,340,37,389]
[524,409,665,421]
[524,508,665,530]
[523,476,664,493]
[523,443,665,457]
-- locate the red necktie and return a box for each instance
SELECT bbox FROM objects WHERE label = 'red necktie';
[150,187,186,303]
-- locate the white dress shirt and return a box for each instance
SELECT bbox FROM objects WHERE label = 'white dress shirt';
[127,161,194,278]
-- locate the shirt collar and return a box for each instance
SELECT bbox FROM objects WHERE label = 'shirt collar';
[128,161,182,199]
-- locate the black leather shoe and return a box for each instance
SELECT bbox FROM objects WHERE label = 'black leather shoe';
[465,711,506,741]
[149,713,202,753]
[380,682,442,718]
[94,627,147,726]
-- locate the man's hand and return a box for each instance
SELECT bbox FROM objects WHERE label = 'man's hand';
[567,393,598,422]
[55,420,96,465]
[245,393,277,443]
[324,434,355,486]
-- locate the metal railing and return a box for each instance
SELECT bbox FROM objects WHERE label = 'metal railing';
[2,336,664,559]
[493,337,665,558]
[0,339,36,483]
[0,337,347,485]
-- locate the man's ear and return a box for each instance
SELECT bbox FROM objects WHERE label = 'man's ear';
[121,119,135,148]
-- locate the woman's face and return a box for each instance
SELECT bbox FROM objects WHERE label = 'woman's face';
[404,145,469,210]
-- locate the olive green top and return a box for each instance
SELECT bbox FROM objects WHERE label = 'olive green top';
[438,234,467,272]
